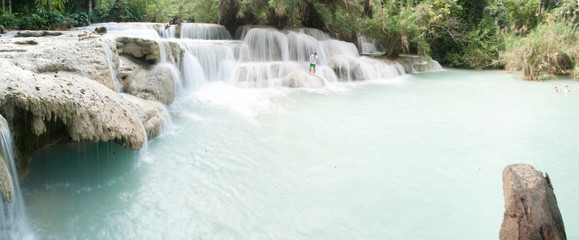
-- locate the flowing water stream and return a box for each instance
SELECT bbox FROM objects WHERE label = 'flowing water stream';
[21,69,579,239]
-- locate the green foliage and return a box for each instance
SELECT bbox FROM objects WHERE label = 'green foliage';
[502,0,543,30]
[36,0,70,11]
[17,14,46,30]
[361,2,430,57]
[69,12,90,27]
[109,0,142,22]
[501,15,578,80]
[0,12,19,29]
[192,0,219,23]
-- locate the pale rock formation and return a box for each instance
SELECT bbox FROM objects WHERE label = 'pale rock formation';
[500,164,566,240]
[395,55,443,73]
[0,32,170,174]
[0,155,12,203]
[118,56,177,104]
[285,71,325,88]
[7,34,119,90]
[116,36,161,63]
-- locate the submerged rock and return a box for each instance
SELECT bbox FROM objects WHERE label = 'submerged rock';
[500,164,566,240]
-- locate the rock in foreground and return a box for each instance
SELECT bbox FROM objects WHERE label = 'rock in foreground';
[500,164,566,240]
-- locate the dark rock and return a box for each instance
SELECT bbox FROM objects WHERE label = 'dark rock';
[94,26,107,35]
[14,40,38,45]
[16,31,62,38]
[500,164,566,240]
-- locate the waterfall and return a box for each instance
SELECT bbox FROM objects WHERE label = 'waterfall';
[100,41,123,92]
[357,34,385,55]
[0,116,34,240]
[82,23,407,89]
[179,23,232,40]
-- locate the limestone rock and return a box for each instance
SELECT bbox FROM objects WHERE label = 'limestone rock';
[118,56,177,104]
[395,55,443,73]
[0,155,13,203]
[285,71,324,88]
[500,164,566,240]
[0,60,168,174]
[116,37,183,64]
[116,37,161,63]
[0,115,14,203]
[11,35,118,90]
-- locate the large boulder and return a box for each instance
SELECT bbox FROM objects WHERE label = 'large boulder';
[0,25,5,34]
[116,36,183,64]
[118,56,177,104]
[500,164,566,240]
[116,37,161,63]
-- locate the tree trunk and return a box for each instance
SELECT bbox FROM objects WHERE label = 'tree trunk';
[47,0,52,12]
[2,0,5,13]
[8,0,11,12]
[362,0,373,18]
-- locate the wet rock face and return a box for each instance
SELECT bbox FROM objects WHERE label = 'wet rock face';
[116,37,161,63]
[0,25,5,34]
[500,164,566,240]
[118,56,176,104]
[0,155,13,203]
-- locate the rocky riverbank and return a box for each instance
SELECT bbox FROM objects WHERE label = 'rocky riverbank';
[0,30,172,175]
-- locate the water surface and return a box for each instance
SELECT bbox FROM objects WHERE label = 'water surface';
[23,69,579,239]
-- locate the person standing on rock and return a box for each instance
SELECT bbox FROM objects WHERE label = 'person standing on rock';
[309,52,319,75]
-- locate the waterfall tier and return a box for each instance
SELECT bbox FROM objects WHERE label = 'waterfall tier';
[0,116,33,239]
[79,23,408,89]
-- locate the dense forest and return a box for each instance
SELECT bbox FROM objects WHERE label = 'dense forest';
[0,0,577,79]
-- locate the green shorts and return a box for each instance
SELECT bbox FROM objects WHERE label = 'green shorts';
[310,63,316,67]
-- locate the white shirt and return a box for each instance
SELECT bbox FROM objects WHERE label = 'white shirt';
[309,54,318,64]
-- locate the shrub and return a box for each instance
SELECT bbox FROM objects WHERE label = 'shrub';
[18,14,46,30]
[0,12,18,29]
[501,16,578,80]
[69,12,90,27]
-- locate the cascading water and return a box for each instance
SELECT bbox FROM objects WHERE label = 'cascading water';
[0,117,33,240]
[100,40,123,92]
[80,22,408,89]
[357,34,385,56]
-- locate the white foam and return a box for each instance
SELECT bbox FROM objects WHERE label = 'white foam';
[194,82,286,119]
